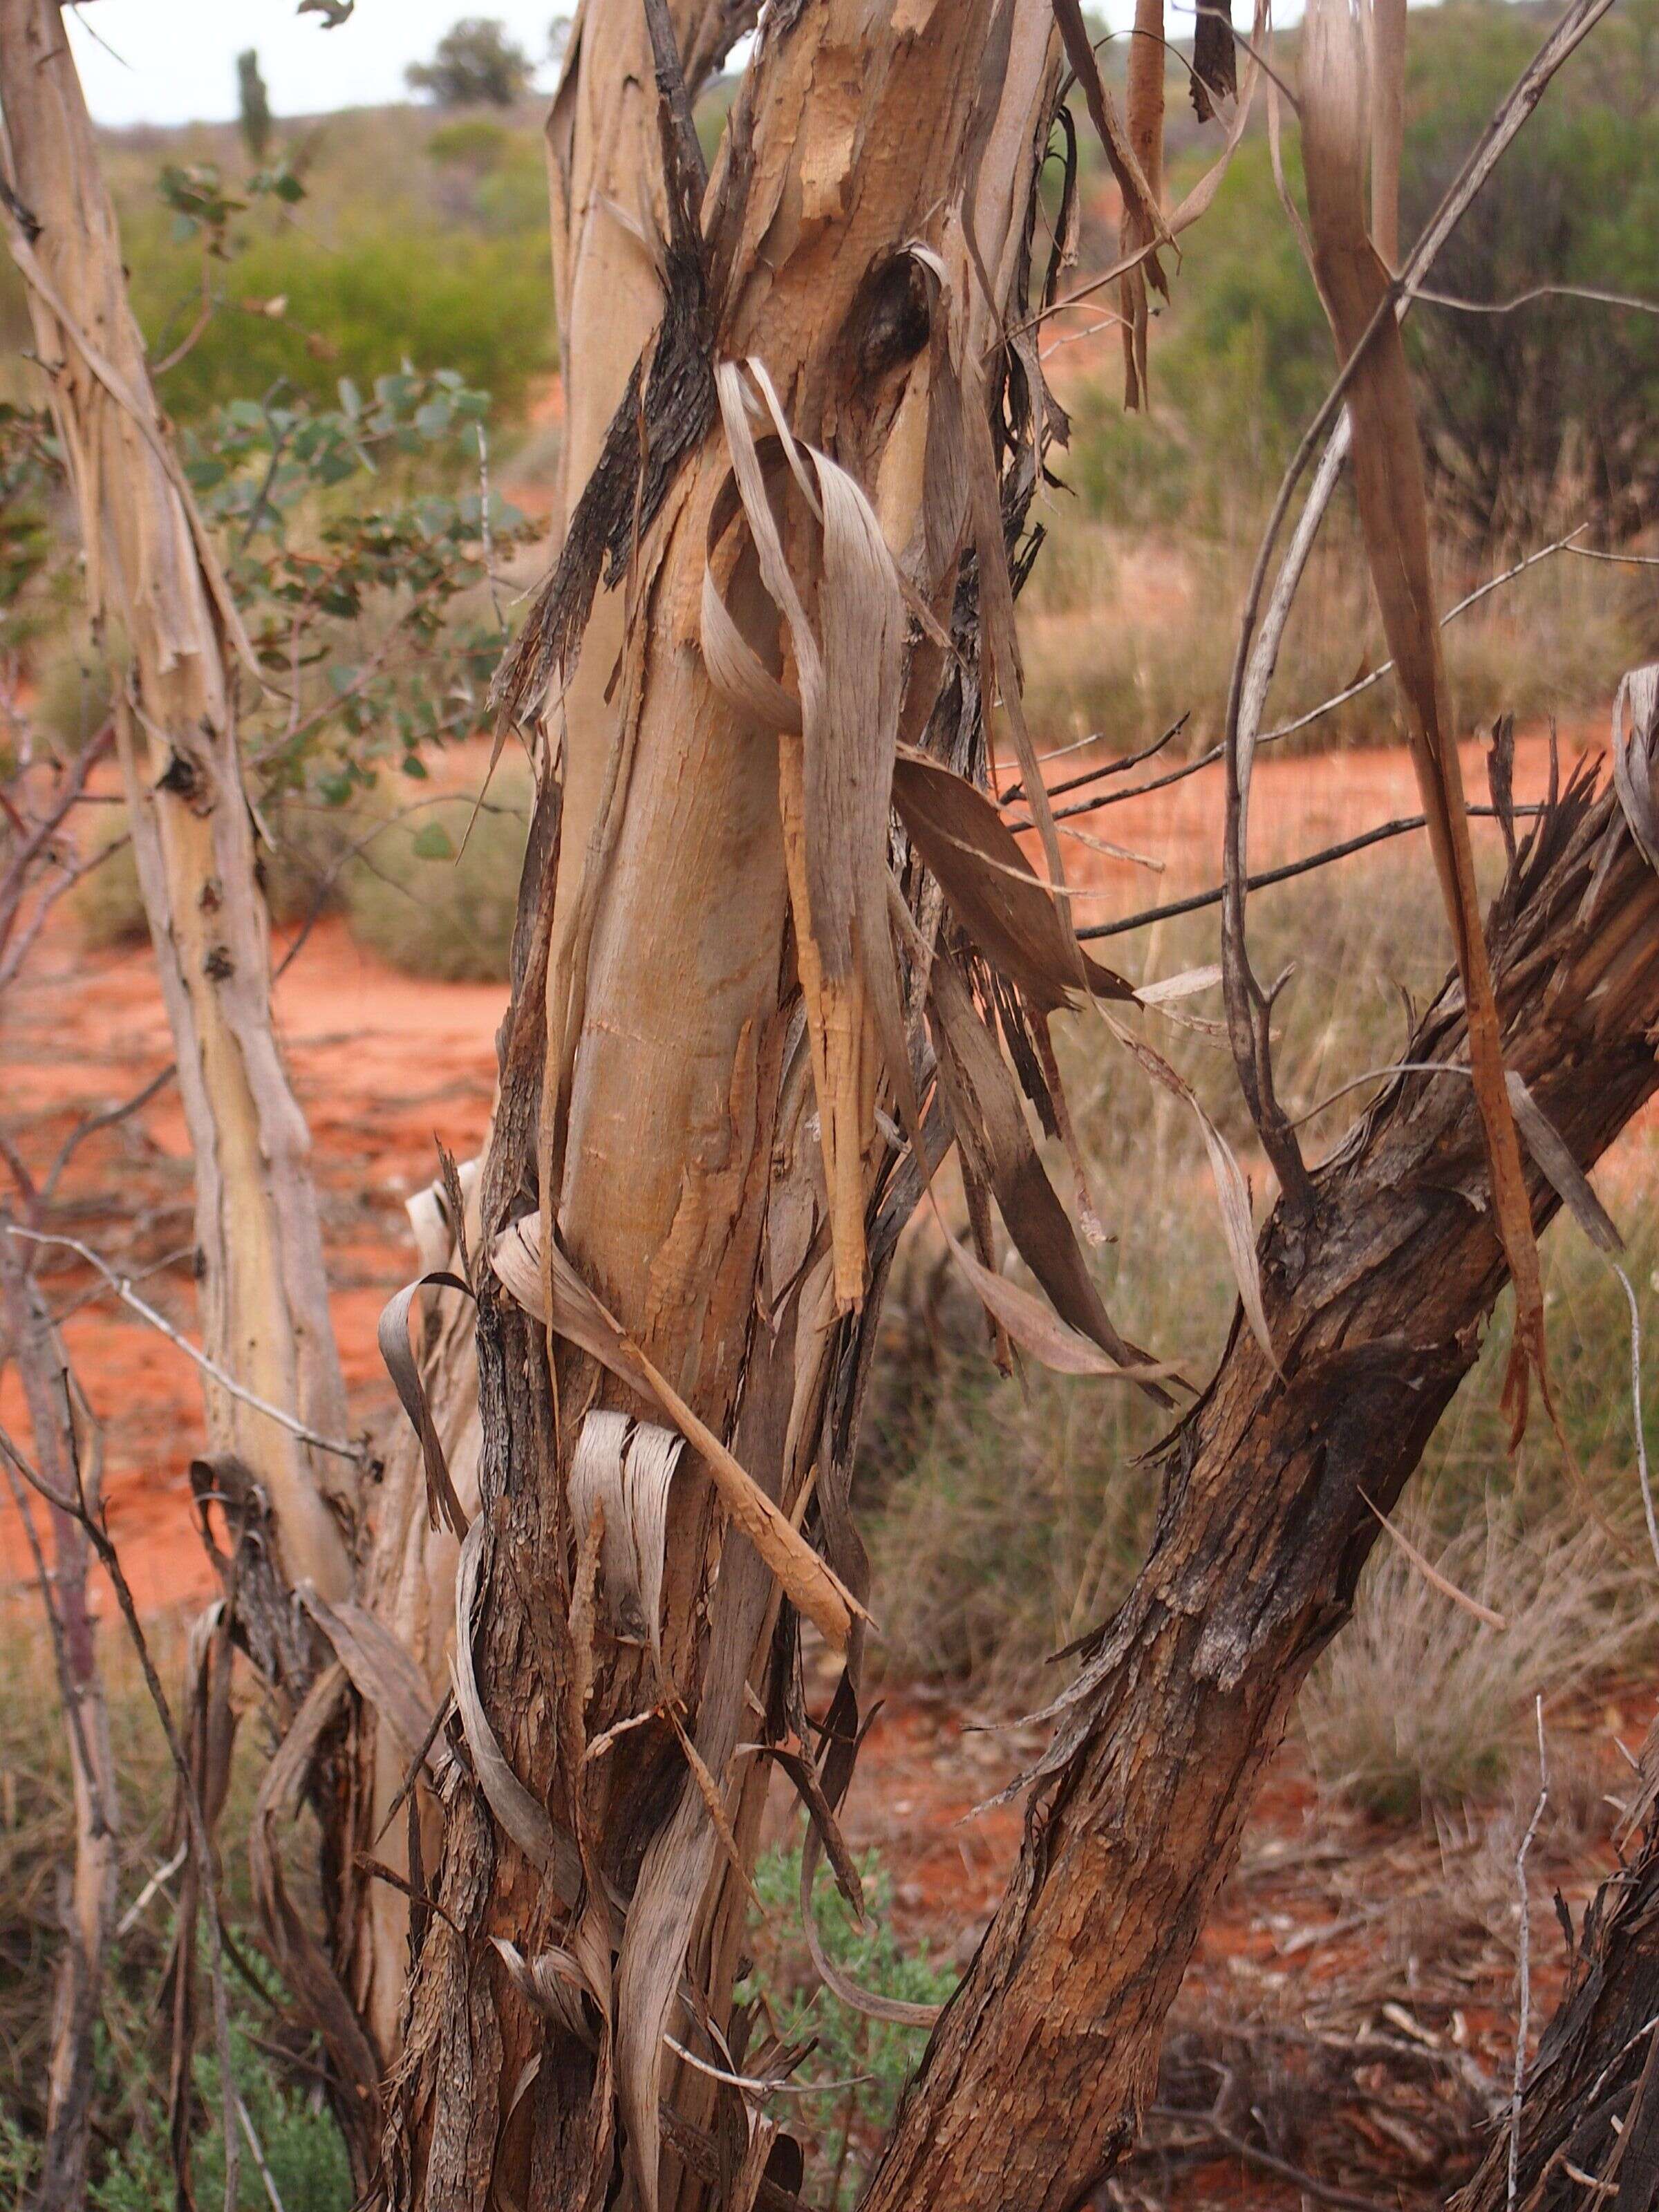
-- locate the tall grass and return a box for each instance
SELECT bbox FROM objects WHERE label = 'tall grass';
[1019,498,1648,761]
[866,848,1659,1777]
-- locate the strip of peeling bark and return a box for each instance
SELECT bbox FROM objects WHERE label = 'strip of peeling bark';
[861,768,1659,2212]
[0,0,352,1608]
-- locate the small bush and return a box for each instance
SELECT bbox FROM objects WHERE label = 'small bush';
[0,1607,351,2206]
[339,769,532,982]
[735,1841,957,2210]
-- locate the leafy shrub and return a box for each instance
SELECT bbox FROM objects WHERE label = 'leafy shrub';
[339,767,532,982]
[736,1843,957,2210]
[135,226,553,419]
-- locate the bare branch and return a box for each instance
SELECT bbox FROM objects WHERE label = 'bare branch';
[5,1226,362,1463]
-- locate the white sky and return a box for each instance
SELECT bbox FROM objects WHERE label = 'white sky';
[66,1,567,129]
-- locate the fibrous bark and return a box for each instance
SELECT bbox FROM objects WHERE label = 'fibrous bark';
[861,766,1659,2211]
[1453,1747,1659,2212]
[388,1,1067,2204]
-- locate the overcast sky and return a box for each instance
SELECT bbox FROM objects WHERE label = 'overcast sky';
[65,1,567,129]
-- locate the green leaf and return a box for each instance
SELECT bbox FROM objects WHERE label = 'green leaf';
[412,821,454,860]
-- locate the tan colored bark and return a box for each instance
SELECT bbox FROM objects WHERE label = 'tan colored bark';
[0,0,351,1603]
[389,3,1065,2204]
[861,778,1659,2211]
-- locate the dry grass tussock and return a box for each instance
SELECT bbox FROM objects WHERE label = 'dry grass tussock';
[868,846,1659,1817]
[1018,509,1649,762]
[1300,1504,1652,1817]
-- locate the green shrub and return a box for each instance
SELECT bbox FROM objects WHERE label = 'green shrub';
[339,769,532,981]
[735,1843,957,2210]
[134,225,553,419]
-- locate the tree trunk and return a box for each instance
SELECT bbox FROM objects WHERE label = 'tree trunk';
[1452,1736,1659,2212]
[860,769,1659,2211]
[387,0,1065,2203]
[0,0,352,1609]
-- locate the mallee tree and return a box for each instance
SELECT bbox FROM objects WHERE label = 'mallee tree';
[3,0,1659,2208]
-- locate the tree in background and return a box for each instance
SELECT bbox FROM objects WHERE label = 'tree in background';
[236,48,272,160]
[406,16,532,106]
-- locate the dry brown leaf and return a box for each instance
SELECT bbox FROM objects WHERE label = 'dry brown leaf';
[298,1586,449,1777]
[1506,1071,1624,1255]
[1192,0,1238,119]
[491,1214,859,1651]
[930,955,1176,1401]
[933,1201,1187,1382]
[892,749,1136,1012]
[1301,0,1545,1440]
[376,1271,472,1537]
[1360,1491,1508,1629]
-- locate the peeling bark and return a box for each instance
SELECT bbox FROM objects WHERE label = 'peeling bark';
[388,1,1066,2204]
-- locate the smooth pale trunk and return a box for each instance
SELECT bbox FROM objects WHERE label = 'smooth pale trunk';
[0,0,351,1605]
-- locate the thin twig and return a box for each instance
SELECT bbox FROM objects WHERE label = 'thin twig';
[1147,2106,1396,2212]
[1510,1697,1549,2212]
[1076,803,1544,941]
[1612,1264,1659,1575]
[5,1226,362,1463]
[1417,281,1659,319]
[41,1062,178,1208]
[0,1417,243,2212]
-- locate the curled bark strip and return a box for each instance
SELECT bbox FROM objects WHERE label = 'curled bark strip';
[249,1665,384,2130]
[1610,664,1659,879]
[451,1516,583,1902]
[709,355,915,1304]
[568,1409,685,1675]
[1302,0,1546,1441]
[491,1212,860,1651]
[376,1271,473,1538]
